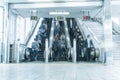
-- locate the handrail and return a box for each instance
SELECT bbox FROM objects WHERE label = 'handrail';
[84,24,102,48]
[49,18,54,48]
[76,18,102,62]
[24,18,40,46]
[112,22,120,34]
[84,24,101,44]
[76,18,102,48]
[64,19,71,48]
[75,19,86,40]
[93,8,103,19]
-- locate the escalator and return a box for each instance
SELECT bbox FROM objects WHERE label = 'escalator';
[67,18,85,61]
[112,22,120,61]
[66,18,74,47]
[35,18,52,61]
[75,18,101,62]
[23,18,52,62]
[51,20,68,61]
[24,18,43,47]
[50,18,72,61]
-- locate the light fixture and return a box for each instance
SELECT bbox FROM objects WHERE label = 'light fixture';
[49,11,70,15]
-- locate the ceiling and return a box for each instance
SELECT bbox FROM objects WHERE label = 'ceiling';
[10,1,102,18]
[9,0,120,18]
[13,7,102,18]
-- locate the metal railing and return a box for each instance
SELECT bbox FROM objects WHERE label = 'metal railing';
[76,18,102,48]
[64,19,71,48]
[76,18,102,62]
[24,18,42,46]
[49,18,54,49]
[112,22,120,35]
[47,18,54,61]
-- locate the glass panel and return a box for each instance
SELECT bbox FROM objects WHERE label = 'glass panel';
[0,7,3,63]
[16,16,31,43]
[25,17,31,38]
[0,7,3,41]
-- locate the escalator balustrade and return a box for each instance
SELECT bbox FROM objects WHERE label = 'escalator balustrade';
[50,20,68,61]
[24,18,52,62]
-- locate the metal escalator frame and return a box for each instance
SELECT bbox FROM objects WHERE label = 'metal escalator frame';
[76,18,101,61]
[112,22,120,35]
[24,18,41,46]
[49,18,72,61]
[76,18,102,47]
[64,18,73,62]
[64,19,71,48]
[49,18,54,49]
[48,18,57,61]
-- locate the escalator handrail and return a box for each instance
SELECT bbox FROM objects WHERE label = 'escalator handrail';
[76,18,102,48]
[64,19,71,48]
[112,22,120,34]
[84,23,101,44]
[76,19,101,61]
[24,18,40,46]
[49,19,54,48]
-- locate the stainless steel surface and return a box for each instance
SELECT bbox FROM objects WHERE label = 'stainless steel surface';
[103,0,113,64]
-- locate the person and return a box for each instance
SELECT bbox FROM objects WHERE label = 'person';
[54,21,60,37]
[31,39,40,61]
[59,37,66,57]
[76,27,81,39]
[52,36,59,61]
[77,35,84,58]
[69,26,74,47]
[60,33,65,41]
[84,35,94,61]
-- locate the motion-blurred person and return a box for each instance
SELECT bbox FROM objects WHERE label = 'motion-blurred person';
[32,39,40,61]
[84,35,94,62]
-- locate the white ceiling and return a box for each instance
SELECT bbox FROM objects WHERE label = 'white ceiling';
[10,0,120,18]
[13,7,102,18]
[10,1,102,18]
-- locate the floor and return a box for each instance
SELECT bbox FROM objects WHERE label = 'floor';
[0,62,120,80]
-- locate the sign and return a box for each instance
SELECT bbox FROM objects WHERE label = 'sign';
[30,16,38,20]
[57,16,64,21]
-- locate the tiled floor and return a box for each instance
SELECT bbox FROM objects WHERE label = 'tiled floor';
[0,62,120,80]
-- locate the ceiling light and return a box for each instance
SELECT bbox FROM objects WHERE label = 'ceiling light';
[49,11,70,15]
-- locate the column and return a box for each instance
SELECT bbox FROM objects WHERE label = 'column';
[73,39,76,63]
[45,39,49,63]
[103,0,113,64]
[3,3,9,63]
[13,15,17,62]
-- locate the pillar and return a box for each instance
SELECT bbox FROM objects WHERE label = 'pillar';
[0,7,4,63]
[3,3,9,63]
[103,0,113,64]
[45,39,49,63]
[73,39,76,63]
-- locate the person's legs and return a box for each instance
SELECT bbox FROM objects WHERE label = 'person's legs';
[34,50,39,61]
[88,48,91,62]
[86,48,88,61]
[31,49,35,61]
[57,49,61,61]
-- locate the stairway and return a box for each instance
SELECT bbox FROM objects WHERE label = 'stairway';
[79,20,120,62]
[83,21,104,41]
[32,18,52,61]
[112,35,120,61]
